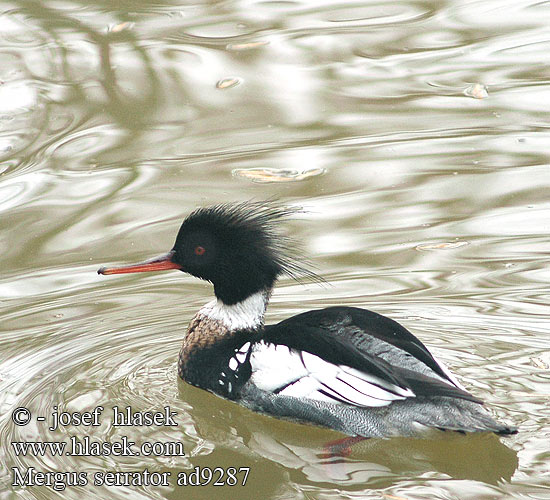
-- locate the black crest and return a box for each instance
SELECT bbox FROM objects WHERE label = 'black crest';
[170,201,322,304]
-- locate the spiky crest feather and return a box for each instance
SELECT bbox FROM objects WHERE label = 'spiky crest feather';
[182,201,323,286]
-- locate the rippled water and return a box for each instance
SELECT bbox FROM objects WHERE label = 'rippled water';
[1,0,550,498]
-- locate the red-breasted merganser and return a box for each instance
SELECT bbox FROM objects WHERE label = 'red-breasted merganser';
[98,202,516,438]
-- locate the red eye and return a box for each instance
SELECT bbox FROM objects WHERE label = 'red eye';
[194,246,206,256]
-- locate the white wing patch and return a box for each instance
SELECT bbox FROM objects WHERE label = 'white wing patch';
[225,342,252,385]
[249,342,415,408]
[236,342,251,362]
[249,344,306,391]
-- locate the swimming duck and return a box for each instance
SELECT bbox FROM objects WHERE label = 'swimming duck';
[98,202,516,438]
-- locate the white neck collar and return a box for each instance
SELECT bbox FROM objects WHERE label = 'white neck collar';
[198,289,270,331]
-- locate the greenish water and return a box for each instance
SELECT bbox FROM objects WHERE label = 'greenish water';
[1,0,549,498]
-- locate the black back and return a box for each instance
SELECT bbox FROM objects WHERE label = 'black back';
[262,306,481,403]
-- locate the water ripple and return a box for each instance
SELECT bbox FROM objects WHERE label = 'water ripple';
[1,0,549,498]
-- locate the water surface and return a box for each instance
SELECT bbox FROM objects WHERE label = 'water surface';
[1,0,549,498]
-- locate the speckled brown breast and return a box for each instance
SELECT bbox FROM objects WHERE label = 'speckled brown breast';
[178,312,232,379]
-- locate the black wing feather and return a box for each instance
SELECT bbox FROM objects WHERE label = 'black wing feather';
[262,306,481,404]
